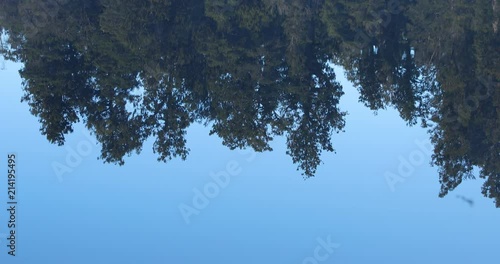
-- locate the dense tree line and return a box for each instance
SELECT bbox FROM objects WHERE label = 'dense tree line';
[0,0,498,206]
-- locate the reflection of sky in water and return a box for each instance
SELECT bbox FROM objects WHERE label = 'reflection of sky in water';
[0,61,497,264]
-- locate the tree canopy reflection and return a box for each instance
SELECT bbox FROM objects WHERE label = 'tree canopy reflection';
[1,0,498,206]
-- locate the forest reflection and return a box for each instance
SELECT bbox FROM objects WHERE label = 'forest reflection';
[0,0,498,206]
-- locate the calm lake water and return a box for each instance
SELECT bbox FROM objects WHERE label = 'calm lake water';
[0,1,498,263]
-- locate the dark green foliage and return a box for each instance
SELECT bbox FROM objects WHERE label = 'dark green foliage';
[0,0,498,205]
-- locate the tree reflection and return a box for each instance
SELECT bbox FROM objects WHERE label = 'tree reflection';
[0,0,498,206]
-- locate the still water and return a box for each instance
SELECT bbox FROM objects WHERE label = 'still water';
[0,0,498,263]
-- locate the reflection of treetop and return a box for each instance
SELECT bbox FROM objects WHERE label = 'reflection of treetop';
[0,0,498,206]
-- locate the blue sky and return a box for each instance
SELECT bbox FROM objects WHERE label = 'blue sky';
[0,60,498,264]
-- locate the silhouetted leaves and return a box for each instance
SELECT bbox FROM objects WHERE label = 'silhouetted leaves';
[0,0,498,205]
